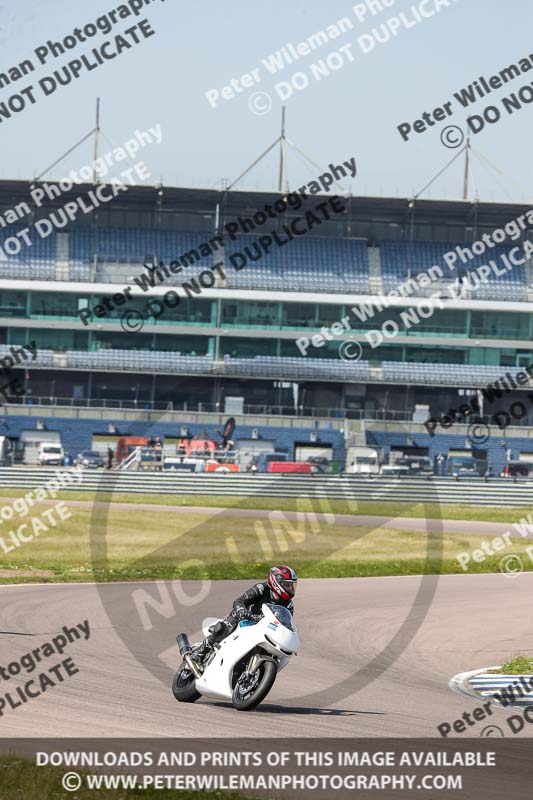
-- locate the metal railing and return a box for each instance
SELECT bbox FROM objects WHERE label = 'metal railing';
[3,395,414,422]
[8,396,533,431]
[5,395,347,417]
[0,467,530,506]
[10,264,533,302]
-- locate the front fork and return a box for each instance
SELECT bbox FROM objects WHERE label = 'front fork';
[245,652,277,677]
[184,654,203,679]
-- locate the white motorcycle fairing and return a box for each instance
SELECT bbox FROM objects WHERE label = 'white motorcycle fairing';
[194,603,299,701]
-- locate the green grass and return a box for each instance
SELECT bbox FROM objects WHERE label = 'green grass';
[0,757,256,800]
[0,494,531,584]
[0,488,530,523]
[490,655,533,674]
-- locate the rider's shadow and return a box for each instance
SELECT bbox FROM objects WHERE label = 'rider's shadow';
[212,702,384,716]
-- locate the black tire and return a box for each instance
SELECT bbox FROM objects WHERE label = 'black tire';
[232,660,277,711]
[172,663,201,703]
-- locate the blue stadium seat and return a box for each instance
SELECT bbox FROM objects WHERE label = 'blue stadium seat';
[225,235,369,293]
[0,226,55,280]
[379,240,527,299]
[381,360,525,387]
[0,221,528,305]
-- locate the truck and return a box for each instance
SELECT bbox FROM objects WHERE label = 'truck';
[116,436,149,463]
[252,451,316,474]
[447,455,484,479]
[346,446,380,475]
[267,461,313,474]
[174,437,240,473]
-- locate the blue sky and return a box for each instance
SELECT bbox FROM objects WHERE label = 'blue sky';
[0,0,531,203]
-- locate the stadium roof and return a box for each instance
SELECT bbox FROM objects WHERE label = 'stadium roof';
[0,178,531,233]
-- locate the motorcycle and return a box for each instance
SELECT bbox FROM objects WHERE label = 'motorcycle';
[172,603,300,711]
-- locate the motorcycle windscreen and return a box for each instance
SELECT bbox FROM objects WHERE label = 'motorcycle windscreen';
[266,604,296,631]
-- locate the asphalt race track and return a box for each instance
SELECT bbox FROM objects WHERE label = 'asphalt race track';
[1,571,532,739]
[0,497,526,538]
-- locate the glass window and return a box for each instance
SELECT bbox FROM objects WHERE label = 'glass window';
[406,309,467,336]
[280,339,341,359]
[220,337,277,357]
[155,334,210,355]
[226,301,279,327]
[221,303,237,324]
[30,292,80,318]
[145,298,212,324]
[317,304,344,325]
[470,311,529,340]
[282,303,316,328]
[93,332,151,350]
[405,346,465,364]
[13,329,84,351]
[0,291,26,317]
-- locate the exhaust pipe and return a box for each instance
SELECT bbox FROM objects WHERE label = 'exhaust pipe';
[177,633,192,657]
[176,633,202,679]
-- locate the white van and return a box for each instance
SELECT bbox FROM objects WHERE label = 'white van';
[38,443,65,466]
[347,446,380,475]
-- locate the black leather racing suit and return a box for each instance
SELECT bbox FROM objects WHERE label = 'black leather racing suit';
[201,581,295,652]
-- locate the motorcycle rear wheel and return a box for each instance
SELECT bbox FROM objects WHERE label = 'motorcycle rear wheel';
[172,663,201,703]
[232,660,277,711]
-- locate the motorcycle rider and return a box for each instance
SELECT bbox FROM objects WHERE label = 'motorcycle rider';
[192,565,297,664]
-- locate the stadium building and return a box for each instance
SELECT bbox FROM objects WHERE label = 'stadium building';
[0,178,533,475]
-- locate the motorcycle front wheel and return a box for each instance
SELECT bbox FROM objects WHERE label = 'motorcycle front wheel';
[172,663,201,703]
[232,660,277,711]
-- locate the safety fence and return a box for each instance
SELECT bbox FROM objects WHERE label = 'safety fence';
[0,469,530,506]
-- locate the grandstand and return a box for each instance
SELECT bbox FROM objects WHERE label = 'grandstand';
[379,239,527,299]
[0,179,533,475]
[224,234,370,292]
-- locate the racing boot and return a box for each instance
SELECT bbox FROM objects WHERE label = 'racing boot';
[191,638,212,664]
[192,619,229,664]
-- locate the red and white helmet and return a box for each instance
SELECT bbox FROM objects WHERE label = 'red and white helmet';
[267,565,298,601]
